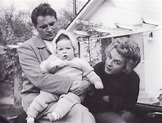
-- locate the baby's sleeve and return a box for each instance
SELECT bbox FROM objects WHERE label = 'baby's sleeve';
[67,58,94,75]
[40,55,58,72]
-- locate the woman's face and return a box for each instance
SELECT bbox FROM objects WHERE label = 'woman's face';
[105,48,125,74]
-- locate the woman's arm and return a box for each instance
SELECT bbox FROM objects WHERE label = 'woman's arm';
[125,72,140,111]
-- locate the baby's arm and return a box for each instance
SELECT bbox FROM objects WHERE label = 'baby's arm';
[86,71,103,89]
[66,58,89,70]
[67,58,103,89]
[40,55,67,73]
[40,55,55,72]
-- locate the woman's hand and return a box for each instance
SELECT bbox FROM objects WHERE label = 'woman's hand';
[69,79,91,96]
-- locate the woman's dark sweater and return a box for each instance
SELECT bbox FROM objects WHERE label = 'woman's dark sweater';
[84,62,140,114]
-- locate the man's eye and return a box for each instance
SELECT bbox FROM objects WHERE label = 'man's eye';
[39,25,47,29]
[49,22,55,26]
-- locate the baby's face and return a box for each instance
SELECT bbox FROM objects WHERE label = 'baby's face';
[56,39,75,61]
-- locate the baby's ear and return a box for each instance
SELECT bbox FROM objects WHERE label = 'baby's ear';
[74,53,79,57]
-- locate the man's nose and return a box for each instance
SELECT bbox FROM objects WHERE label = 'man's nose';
[47,25,52,32]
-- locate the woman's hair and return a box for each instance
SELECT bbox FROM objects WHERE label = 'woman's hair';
[31,3,57,26]
[105,37,141,74]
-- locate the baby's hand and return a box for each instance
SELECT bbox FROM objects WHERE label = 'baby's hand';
[50,59,67,68]
[49,59,67,73]
[26,116,35,123]
[94,82,104,89]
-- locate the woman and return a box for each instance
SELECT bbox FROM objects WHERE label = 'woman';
[84,37,141,123]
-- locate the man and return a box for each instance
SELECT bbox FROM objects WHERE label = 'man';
[18,3,94,123]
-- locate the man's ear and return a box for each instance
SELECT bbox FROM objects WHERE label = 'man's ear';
[33,23,37,28]
[122,69,126,73]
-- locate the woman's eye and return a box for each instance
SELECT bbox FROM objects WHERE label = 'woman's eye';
[114,61,121,65]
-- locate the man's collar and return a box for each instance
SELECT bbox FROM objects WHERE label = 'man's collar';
[33,35,46,48]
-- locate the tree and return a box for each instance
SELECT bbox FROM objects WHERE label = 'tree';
[0,6,33,106]
[0,5,33,45]
[0,6,33,83]
[56,0,89,29]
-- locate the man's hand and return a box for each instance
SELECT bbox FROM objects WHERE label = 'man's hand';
[69,79,91,96]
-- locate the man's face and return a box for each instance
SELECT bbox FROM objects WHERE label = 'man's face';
[105,48,125,74]
[56,39,75,61]
[36,15,57,41]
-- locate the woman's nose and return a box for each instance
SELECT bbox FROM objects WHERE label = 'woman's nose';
[107,59,113,66]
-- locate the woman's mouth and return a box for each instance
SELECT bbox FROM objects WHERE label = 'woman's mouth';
[106,66,112,72]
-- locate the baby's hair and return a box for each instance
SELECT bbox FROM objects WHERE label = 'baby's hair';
[55,34,69,44]
[55,30,79,56]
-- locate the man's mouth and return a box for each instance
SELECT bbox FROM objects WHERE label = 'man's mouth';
[46,32,55,37]
[47,34,54,37]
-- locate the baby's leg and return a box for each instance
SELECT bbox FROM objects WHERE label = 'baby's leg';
[27,91,59,123]
[47,92,81,122]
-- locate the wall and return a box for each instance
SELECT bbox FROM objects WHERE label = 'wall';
[89,0,142,28]
[141,0,162,99]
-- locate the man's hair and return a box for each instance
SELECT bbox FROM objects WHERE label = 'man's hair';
[31,3,57,26]
[105,37,141,73]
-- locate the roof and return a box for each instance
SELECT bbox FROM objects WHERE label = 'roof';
[66,0,160,39]
[66,0,105,31]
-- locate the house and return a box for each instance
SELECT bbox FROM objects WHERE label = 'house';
[66,0,162,104]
